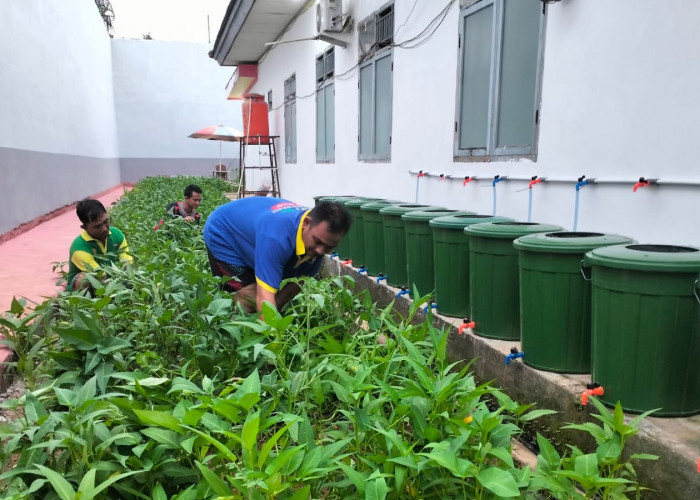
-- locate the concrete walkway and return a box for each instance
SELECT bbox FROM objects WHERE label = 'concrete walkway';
[0,184,130,313]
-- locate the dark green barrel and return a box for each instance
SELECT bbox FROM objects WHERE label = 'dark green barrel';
[319,196,357,259]
[379,204,445,287]
[344,198,393,265]
[402,209,473,297]
[465,222,563,340]
[361,200,405,275]
[430,214,513,318]
[513,232,634,373]
[585,244,700,416]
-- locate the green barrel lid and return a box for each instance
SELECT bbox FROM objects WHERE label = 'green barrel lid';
[360,200,405,212]
[401,208,474,221]
[319,195,357,203]
[585,244,700,272]
[513,231,635,253]
[344,197,383,207]
[465,221,563,238]
[429,213,512,229]
[379,203,445,215]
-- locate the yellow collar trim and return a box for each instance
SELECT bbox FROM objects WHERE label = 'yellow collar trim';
[296,210,310,257]
[81,229,111,252]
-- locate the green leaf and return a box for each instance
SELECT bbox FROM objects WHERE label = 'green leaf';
[477,468,521,497]
[151,483,168,500]
[335,461,368,495]
[207,297,232,316]
[133,409,182,433]
[24,390,48,423]
[55,387,79,407]
[487,446,515,468]
[133,377,169,387]
[242,411,260,468]
[195,460,231,496]
[536,433,560,470]
[574,453,599,477]
[10,296,24,315]
[140,427,182,449]
[628,453,659,461]
[365,475,389,500]
[286,484,311,500]
[519,409,558,422]
[31,464,75,500]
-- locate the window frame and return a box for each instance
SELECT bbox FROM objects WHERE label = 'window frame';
[284,74,297,164]
[358,3,394,162]
[316,48,335,163]
[454,0,546,162]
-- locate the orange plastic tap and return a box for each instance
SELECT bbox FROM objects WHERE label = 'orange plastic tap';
[581,383,604,405]
[341,259,353,266]
[458,318,476,335]
[462,176,475,186]
[633,177,650,192]
[529,177,542,189]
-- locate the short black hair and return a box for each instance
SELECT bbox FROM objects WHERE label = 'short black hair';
[184,184,202,198]
[308,201,353,235]
[76,199,107,225]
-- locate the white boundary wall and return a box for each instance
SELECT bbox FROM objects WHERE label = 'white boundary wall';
[256,0,700,246]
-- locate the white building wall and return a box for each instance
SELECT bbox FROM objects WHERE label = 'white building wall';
[0,0,120,235]
[253,0,700,246]
[112,40,242,182]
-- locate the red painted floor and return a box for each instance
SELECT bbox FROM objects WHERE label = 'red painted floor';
[0,185,131,313]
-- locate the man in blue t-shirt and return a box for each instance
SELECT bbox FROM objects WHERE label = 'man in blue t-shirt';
[203,197,352,313]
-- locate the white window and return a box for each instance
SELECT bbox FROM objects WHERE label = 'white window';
[358,4,393,161]
[456,0,545,159]
[284,74,297,163]
[316,48,335,162]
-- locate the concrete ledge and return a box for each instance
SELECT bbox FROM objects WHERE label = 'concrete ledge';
[327,259,700,500]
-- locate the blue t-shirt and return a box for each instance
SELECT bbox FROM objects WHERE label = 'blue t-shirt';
[203,197,322,292]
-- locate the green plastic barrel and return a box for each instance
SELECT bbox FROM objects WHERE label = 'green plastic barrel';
[585,244,700,416]
[379,204,445,287]
[513,232,635,373]
[430,214,514,318]
[465,222,563,340]
[344,198,393,265]
[361,200,405,275]
[319,196,357,259]
[402,209,473,297]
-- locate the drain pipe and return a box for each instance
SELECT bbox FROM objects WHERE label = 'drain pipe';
[573,176,591,231]
[492,175,506,216]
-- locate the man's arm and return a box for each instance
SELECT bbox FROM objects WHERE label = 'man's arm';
[256,285,277,313]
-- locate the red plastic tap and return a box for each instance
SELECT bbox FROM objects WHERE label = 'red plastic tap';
[462,176,475,186]
[341,259,353,267]
[529,177,542,189]
[633,177,650,192]
[417,171,427,178]
[439,174,446,181]
[458,319,476,335]
[581,384,604,405]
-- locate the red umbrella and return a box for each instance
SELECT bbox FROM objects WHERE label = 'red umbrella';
[188,125,244,171]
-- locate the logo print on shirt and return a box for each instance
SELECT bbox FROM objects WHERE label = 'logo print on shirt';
[270,202,304,213]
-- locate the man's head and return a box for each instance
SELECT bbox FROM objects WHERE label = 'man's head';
[301,202,353,258]
[184,184,203,211]
[76,199,110,242]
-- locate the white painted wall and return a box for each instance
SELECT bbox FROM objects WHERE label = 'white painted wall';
[112,39,241,159]
[251,0,700,246]
[0,0,120,236]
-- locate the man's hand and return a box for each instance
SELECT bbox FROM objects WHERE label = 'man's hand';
[183,216,195,223]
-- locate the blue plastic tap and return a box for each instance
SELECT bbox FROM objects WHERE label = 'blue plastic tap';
[376,273,387,284]
[423,301,437,314]
[397,287,411,298]
[505,347,525,366]
[358,265,367,275]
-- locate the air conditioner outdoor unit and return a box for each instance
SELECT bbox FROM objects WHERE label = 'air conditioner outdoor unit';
[316,0,344,34]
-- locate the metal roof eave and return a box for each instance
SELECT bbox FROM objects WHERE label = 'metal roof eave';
[210,0,313,67]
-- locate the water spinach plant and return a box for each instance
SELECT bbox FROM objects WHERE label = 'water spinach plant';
[0,177,656,499]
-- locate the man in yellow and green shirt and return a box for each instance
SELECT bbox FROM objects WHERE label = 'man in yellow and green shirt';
[66,199,133,291]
